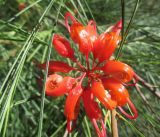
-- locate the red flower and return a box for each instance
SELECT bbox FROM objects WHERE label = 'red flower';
[38,12,139,137]
[64,83,82,132]
[102,60,134,83]
[102,78,129,106]
[38,60,75,73]
[52,34,75,59]
[82,88,106,137]
[45,74,75,96]
[65,12,97,57]
[91,81,117,110]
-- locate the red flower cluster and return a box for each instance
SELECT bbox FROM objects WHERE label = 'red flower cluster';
[38,12,138,137]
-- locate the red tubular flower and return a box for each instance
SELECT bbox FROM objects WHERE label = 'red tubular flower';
[82,88,106,137]
[70,22,84,44]
[91,81,117,110]
[64,73,86,132]
[93,20,122,62]
[86,20,97,44]
[93,32,121,62]
[76,20,97,56]
[64,83,82,132]
[102,78,129,106]
[45,74,75,96]
[102,60,134,83]
[38,60,75,73]
[52,34,75,59]
[64,12,97,56]
[82,88,102,120]
[64,84,82,120]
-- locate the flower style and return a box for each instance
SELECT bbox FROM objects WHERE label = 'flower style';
[38,12,139,137]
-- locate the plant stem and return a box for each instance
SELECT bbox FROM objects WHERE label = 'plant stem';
[86,54,90,70]
[72,58,86,71]
[135,74,160,98]
[111,109,119,137]
[116,0,140,60]
[37,0,57,135]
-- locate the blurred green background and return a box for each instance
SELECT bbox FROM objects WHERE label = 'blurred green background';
[0,0,160,137]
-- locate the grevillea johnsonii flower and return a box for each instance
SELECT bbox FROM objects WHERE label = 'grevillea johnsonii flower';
[91,81,117,110]
[45,74,75,96]
[65,12,97,57]
[102,78,129,106]
[82,88,106,137]
[82,88,102,120]
[102,60,134,83]
[64,83,82,132]
[38,12,139,137]
[52,34,75,59]
[38,60,75,73]
[93,20,122,62]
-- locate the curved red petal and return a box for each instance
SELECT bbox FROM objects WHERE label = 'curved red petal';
[64,84,82,120]
[86,20,97,45]
[91,81,117,110]
[38,61,75,73]
[70,22,93,56]
[101,32,120,62]
[68,14,97,56]
[78,21,97,55]
[93,31,120,62]
[64,12,77,32]
[92,33,106,59]
[102,78,129,106]
[70,22,84,44]
[102,60,134,83]
[82,88,102,120]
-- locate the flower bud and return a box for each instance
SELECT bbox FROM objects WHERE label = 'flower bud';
[38,61,75,73]
[52,34,74,59]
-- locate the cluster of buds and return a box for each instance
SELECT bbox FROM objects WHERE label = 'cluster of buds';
[38,12,138,137]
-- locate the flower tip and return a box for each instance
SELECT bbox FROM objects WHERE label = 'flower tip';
[64,12,77,32]
[116,19,122,29]
[112,19,122,34]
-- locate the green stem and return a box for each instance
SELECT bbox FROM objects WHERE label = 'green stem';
[115,0,140,60]
[37,32,52,137]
